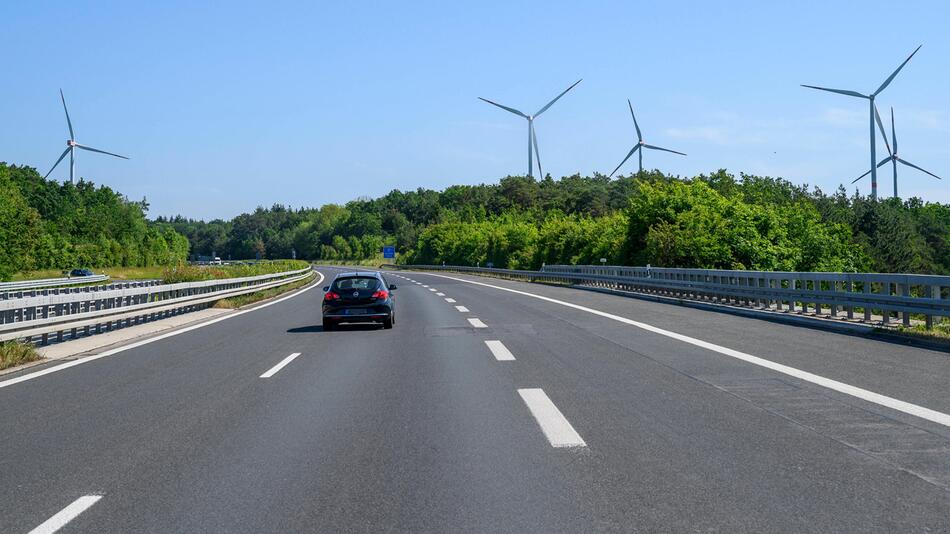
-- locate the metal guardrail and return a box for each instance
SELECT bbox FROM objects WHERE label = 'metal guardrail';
[1,279,162,302]
[0,275,110,291]
[386,264,950,330]
[0,266,315,344]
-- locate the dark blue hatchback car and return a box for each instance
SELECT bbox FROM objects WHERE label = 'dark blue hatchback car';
[322,271,396,330]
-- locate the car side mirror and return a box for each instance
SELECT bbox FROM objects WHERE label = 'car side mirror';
[322,286,329,292]
[389,284,397,290]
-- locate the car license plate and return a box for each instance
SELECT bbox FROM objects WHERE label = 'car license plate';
[345,309,366,315]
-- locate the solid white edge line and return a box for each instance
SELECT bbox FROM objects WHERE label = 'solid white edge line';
[0,271,325,390]
[445,298,456,303]
[29,495,102,534]
[421,272,950,428]
[468,317,487,328]
[485,340,516,361]
[455,305,470,313]
[260,352,302,378]
[518,388,586,447]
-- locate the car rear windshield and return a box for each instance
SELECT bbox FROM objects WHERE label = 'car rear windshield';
[332,277,380,291]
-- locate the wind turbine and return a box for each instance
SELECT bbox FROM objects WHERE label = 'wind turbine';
[802,45,922,200]
[45,89,129,183]
[608,100,685,177]
[852,106,941,197]
[478,79,582,178]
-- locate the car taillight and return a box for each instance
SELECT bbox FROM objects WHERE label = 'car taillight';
[324,291,341,301]
[371,290,389,299]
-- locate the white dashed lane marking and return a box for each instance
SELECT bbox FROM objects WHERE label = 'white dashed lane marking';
[260,353,301,378]
[29,495,102,534]
[485,340,516,361]
[518,388,586,448]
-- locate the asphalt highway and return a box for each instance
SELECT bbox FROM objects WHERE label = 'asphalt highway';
[1,266,949,533]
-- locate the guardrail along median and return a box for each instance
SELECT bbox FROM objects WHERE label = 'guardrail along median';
[0,274,111,292]
[0,266,314,344]
[387,264,950,330]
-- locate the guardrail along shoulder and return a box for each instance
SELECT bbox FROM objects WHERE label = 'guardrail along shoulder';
[392,264,950,331]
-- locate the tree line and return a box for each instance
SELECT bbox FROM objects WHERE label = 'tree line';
[3,158,947,279]
[0,163,189,280]
[160,170,950,275]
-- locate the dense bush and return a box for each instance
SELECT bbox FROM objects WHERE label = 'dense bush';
[0,163,190,280]
[624,177,869,271]
[86,167,950,275]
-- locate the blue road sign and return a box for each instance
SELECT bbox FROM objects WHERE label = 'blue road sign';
[383,246,396,259]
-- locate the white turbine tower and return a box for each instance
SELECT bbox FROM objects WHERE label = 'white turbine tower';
[45,89,129,183]
[479,79,582,178]
[609,100,685,177]
[852,106,941,197]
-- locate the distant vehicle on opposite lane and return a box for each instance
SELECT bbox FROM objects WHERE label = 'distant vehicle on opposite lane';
[322,271,396,330]
[69,268,95,277]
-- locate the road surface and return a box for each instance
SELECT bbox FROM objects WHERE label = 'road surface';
[2,267,949,533]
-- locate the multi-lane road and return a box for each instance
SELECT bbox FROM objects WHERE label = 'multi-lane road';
[2,267,949,532]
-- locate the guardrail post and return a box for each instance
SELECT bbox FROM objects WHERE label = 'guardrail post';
[927,284,940,330]
[902,283,911,327]
[846,280,855,319]
[881,282,892,326]
[804,278,811,315]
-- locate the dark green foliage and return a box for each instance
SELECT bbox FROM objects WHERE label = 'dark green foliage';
[165,170,950,274]
[0,162,189,280]
[624,175,869,271]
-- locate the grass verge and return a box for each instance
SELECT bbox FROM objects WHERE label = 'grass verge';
[885,324,950,345]
[0,342,41,371]
[12,260,309,284]
[213,273,316,309]
[316,257,391,268]
[163,260,310,283]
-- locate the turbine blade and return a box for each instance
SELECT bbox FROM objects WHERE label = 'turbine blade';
[642,144,686,156]
[874,45,922,96]
[898,158,941,180]
[609,145,641,178]
[60,89,74,139]
[531,122,542,178]
[628,99,643,142]
[74,143,129,159]
[44,148,71,179]
[534,79,582,117]
[478,97,528,118]
[876,156,891,168]
[851,168,872,184]
[891,107,897,155]
[800,85,869,99]
[873,104,892,155]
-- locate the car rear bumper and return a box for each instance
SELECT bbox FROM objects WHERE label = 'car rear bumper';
[323,312,390,324]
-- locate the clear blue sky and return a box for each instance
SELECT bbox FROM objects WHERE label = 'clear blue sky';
[3,1,950,220]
